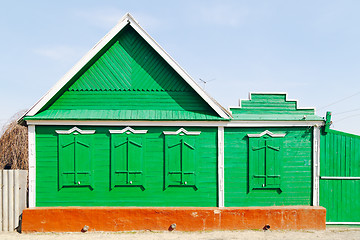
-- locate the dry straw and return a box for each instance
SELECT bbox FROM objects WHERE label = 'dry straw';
[0,116,28,170]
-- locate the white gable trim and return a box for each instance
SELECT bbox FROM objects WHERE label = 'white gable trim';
[109,126,147,134]
[55,126,95,135]
[163,128,201,135]
[247,130,286,138]
[24,13,229,119]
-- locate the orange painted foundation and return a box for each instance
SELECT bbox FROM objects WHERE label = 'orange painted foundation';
[21,206,326,232]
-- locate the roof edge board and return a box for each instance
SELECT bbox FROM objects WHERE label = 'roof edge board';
[23,13,230,120]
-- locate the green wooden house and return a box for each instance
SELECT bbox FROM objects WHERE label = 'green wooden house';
[22,14,359,225]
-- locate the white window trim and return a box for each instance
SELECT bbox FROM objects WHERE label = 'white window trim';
[247,130,286,138]
[163,127,201,135]
[218,126,225,208]
[109,126,148,134]
[55,126,95,135]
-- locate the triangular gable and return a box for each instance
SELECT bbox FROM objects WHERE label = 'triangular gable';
[23,13,230,120]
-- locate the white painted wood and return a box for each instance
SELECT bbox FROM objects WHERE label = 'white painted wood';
[2,171,8,231]
[109,127,148,134]
[320,176,360,180]
[23,13,230,120]
[14,170,19,230]
[247,130,286,138]
[0,170,28,232]
[55,126,95,134]
[326,222,360,225]
[8,171,14,231]
[218,127,225,208]
[26,120,325,127]
[163,128,201,135]
[313,126,321,206]
[28,125,36,208]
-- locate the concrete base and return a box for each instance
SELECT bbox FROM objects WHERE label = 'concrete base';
[21,206,326,232]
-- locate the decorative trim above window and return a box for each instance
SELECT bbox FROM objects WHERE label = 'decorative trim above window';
[163,128,201,136]
[247,130,286,138]
[56,127,95,135]
[109,127,148,134]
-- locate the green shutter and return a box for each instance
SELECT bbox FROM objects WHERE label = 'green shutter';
[165,135,197,189]
[249,136,282,190]
[111,134,144,189]
[58,134,93,189]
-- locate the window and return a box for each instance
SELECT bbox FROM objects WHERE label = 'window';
[163,128,200,189]
[110,127,147,189]
[56,127,95,189]
[247,130,285,191]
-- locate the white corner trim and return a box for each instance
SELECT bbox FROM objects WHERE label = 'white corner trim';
[55,126,95,135]
[28,125,36,208]
[218,126,225,208]
[163,128,201,135]
[313,126,321,206]
[23,13,230,120]
[247,130,286,138]
[109,126,148,134]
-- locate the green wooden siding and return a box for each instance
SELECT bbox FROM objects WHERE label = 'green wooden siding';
[25,25,222,121]
[35,126,217,207]
[230,93,323,121]
[320,129,360,222]
[224,127,312,207]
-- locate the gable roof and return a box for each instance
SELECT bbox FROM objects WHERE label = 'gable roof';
[23,13,230,120]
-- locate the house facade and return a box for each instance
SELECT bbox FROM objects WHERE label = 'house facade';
[22,14,359,224]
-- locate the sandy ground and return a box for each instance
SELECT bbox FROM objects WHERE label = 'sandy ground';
[0,228,359,240]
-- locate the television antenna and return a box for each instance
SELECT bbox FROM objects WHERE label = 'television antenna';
[199,78,215,89]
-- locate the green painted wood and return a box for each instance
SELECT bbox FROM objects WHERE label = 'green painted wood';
[26,25,221,121]
[230,93,323,121]
[224,127,312,207]
[320,129,360,222]
[249,136,282,190]
[35,126,217,207]
[58,133,93,189]
[111,133,144,189]
[165,135,196,189]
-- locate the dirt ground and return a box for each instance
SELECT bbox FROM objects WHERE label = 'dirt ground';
[0,228,359,240]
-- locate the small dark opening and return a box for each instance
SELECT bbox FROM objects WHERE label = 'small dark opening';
[4,163,12,169]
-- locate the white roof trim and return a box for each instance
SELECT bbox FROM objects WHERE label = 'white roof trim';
[24,13,230,120]
[55,127,95,135]
[163,128,201,135]
[109,126,147,134]
[230,92,316,112]
[247,130,286,138]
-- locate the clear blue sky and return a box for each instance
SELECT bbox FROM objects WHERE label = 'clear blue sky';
[1,1,360,134]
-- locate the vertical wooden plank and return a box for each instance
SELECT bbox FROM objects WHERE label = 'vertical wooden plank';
[14,170,19,230]
[312,126,320,206]
[2,171,8,231]
[28,125,36,208]
[8,170,14,231]
[218,126,224,208]
[0,171,2,231]
[19,171,28,211]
